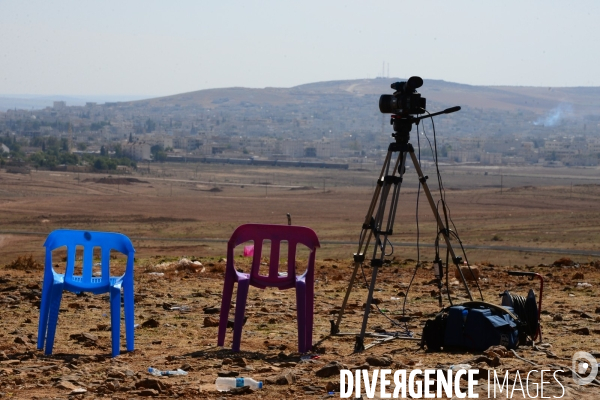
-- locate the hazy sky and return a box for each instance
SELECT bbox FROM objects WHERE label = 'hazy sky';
[1,1,599,97]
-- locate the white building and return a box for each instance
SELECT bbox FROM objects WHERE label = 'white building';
[281,140,304,158]
[315,139,341,158]
[126,142,151,161]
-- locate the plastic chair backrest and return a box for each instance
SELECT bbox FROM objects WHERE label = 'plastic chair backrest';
[227,224,320,289]
[44,229,135,292]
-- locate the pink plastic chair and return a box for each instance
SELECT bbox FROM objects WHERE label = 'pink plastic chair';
[217,224,320,353]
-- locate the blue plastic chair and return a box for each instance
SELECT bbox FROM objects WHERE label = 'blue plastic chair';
[37,229,136,357]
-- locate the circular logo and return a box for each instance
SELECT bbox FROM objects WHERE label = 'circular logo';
[572,351,598,385]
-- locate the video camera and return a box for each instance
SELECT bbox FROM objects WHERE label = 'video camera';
[379,76,426,116]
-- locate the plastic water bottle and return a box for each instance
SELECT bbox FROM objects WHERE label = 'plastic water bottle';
[148,367,188,376]
[215,377,263,391]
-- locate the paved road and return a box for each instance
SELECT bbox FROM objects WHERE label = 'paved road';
[2,230,599,257]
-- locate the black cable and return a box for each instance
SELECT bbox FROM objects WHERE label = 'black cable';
[448,230,485,301]
[503,291,536,339]
[401,117,425,321]
[358,262,412,336]
[423,110,483,304]
[434,229,454,306]
[421,110,485,302]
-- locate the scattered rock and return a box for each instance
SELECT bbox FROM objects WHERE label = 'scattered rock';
[572,272,585,280]
[266,370,295,385]
[316,361,344,378]
[226,316,248,328]
[553,314,563,322]
[218,370,239,377]
[107,370,126,379]
[180,363,192,371]
[55,380,78,391]
[573,327,590,335]
[203,316,220,327]
[13,336,29,345]
[326,381,337,393]
[135,378,166,392]
[485,345,509,358]
[138,388,160,396]
[230,385,251,395]
[350,363,370,371]
[366,355,392,367]
[471,355,501,367]
[69,332,98,343]
[554,257,574,267]
[576,282,593,289]
[232,357,247,367]
[303,385,324,393]
[141,318,160,328]
[454,265,480,281]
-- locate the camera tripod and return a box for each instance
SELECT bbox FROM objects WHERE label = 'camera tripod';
[331,107,475,352]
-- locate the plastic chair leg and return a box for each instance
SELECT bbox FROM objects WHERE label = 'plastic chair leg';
[37,284,52,350]
[305,277,315,352]
[44,284,64,355]
[231,279,250,352]
[123,283,135,352]
[218,278,235,347]
[110,285,122,357]
[295,282,307,353]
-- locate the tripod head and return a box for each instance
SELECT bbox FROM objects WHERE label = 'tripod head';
[389,106,462,144]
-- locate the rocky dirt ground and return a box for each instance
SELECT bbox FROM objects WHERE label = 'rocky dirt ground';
[1,254,599,399]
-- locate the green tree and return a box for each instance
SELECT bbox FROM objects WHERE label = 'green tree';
[113,143,123,157]
[145,119,156,133]
[94,158,107,170]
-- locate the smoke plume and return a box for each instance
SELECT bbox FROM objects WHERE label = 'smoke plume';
[533,103,574,127]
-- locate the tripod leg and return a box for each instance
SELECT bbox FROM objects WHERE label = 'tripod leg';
[356,263,379,352]
[335,150,395,334]
[361,151,394,228]
[332,259,361,334]
[355,151,406,350]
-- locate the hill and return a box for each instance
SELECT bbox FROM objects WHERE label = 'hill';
[128,78,600,117]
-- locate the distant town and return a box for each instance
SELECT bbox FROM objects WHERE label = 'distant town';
[1,79,600,172]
